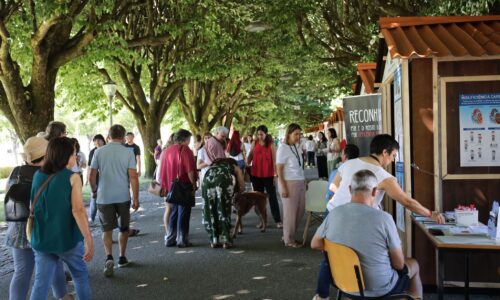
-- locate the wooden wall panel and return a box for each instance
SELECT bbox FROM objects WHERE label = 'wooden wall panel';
[410,58,436,285]
[438,60,500,77]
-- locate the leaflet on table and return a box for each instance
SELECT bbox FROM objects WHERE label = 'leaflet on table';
[459,93,500,167]
[487,200,500,240]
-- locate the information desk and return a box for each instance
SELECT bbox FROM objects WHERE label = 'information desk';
[411,216,500,300]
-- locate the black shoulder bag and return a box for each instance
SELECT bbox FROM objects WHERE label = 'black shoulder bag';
[166,146,195,207]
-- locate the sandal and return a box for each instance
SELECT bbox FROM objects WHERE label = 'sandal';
[284,242,303,248]
[276,222,283,228]
[210,243,221,248]
[222,243,233,249]
[129,229,140,237]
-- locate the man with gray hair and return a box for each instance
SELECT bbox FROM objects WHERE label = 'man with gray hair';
[311,170,422,299]
[205,126,229,165]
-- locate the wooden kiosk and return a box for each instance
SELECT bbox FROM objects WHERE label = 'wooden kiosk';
[375,16,500,289]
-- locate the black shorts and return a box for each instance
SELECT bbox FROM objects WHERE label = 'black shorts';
[97,201,131,232]
[385,264,411,296]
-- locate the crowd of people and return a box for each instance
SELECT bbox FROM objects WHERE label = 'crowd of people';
[3,120,446,299]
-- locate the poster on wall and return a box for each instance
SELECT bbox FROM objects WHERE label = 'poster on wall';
[459,93,500,167]
[343,94,382,156]
[394,66,405,231]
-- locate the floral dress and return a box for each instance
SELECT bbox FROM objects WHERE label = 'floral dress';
[202,163,236,244]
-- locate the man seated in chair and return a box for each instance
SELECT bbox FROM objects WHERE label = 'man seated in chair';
[311,170,422,299]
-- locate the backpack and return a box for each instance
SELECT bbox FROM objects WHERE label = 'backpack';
[4,166,37,222]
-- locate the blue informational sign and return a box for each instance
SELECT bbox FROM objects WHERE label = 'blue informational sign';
[459,93,500,167]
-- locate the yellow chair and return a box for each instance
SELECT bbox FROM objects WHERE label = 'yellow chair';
[323,240,414,300]
[303,180,329,245]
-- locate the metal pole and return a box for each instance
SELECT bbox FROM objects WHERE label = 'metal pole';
[108,95,113,128]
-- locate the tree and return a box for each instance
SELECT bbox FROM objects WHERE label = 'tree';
[0,1,135,142]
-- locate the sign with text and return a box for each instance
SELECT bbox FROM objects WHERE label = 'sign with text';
[343,94,382,156]
[459,93,500,167]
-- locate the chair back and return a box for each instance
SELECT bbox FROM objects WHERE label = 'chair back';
[305,180,328,212]
[324,239,365,294]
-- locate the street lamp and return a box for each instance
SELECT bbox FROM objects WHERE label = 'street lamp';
[102,80,117,128]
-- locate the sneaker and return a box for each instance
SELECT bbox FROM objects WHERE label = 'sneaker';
[164,235,176,247]
[312,295,329,300]
[103,259,114,277]
[118,256,130,268]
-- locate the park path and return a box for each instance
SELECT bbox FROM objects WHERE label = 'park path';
[1,167,498,299]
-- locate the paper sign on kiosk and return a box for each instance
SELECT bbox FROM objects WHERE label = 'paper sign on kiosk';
[487,201,500,240]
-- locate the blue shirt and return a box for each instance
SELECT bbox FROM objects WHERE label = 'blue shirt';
[30,169,83,253]
[90,142,136,204]
[325,169,337,201]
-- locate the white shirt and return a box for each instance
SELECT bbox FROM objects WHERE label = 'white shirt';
[229,143,245,161]
[71,152,87,173]
[244,143,251,157]
[197,147,210,182]
[276,143,305,180]
[326,158,394,211]
[305,140,316,152]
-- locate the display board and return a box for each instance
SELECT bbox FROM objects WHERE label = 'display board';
[343,94,382,156]
[459,93,500,167]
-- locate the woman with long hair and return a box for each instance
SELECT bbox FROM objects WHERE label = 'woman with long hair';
[326,128,341,174]
[248,125,282,228]
[29,137,94,299]
[4,137,71,300]
[316,131,328,178]
[276,123,306,248]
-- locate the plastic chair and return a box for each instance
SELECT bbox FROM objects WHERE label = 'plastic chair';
[302,180,329,245]
[324,240,414,300]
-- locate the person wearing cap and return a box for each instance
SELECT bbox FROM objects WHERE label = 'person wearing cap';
[4,136,71,300]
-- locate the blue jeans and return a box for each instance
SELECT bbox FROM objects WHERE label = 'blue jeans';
[30,242,90,300]
[316,208,333,298]
[167,204,192,245]
[9,248,66,300]
[88,197,98,222]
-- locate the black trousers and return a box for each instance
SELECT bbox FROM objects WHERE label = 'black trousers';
[251,176,282,223]
[307,151,315,166]
[317,155,328,179]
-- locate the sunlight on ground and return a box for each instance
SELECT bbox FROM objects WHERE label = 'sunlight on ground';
[175,250,195,254]
[132,246,143,250]
[213,294,235,299]
[236,290,250,294]
[136,284,148,288]
[229,250,244,254]
[252,276,266,280]
[262,263,271,267]
[149,240,159,244]
[281,259,293,262]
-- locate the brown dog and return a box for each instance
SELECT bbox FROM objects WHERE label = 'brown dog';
[232,191,267,238]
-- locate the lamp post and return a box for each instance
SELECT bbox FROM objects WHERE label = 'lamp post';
[102,80,117,128]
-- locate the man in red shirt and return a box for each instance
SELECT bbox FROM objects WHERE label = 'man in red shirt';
[159,129,197,248]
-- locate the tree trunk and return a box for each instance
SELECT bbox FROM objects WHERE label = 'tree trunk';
[137,122,161,179]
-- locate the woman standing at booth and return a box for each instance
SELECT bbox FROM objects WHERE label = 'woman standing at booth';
[326,128,341,174]
[276,123,306,248]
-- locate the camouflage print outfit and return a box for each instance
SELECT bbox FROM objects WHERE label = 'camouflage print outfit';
[202,163,235,244]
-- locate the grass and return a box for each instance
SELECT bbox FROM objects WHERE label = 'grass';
[0,176,151,224]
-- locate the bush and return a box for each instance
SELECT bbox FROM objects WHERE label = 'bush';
[0,166,14,179]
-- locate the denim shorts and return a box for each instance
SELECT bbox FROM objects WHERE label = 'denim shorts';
[384,264,410,296]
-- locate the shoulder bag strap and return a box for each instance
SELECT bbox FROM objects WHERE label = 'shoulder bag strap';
[29,174,56,216]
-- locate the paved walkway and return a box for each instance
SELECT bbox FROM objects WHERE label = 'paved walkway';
[0,168,499,299]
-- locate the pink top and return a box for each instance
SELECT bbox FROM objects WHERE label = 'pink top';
[205,136,226,165]
[159,144,196,191]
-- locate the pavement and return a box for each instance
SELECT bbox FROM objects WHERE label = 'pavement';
[0,167,499,299]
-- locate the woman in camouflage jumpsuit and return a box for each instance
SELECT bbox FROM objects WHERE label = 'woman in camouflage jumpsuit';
[202,158,245,249]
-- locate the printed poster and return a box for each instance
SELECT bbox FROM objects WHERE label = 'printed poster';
[459,93,500,167]
[394,66,405,231]
[343,94,382,156]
